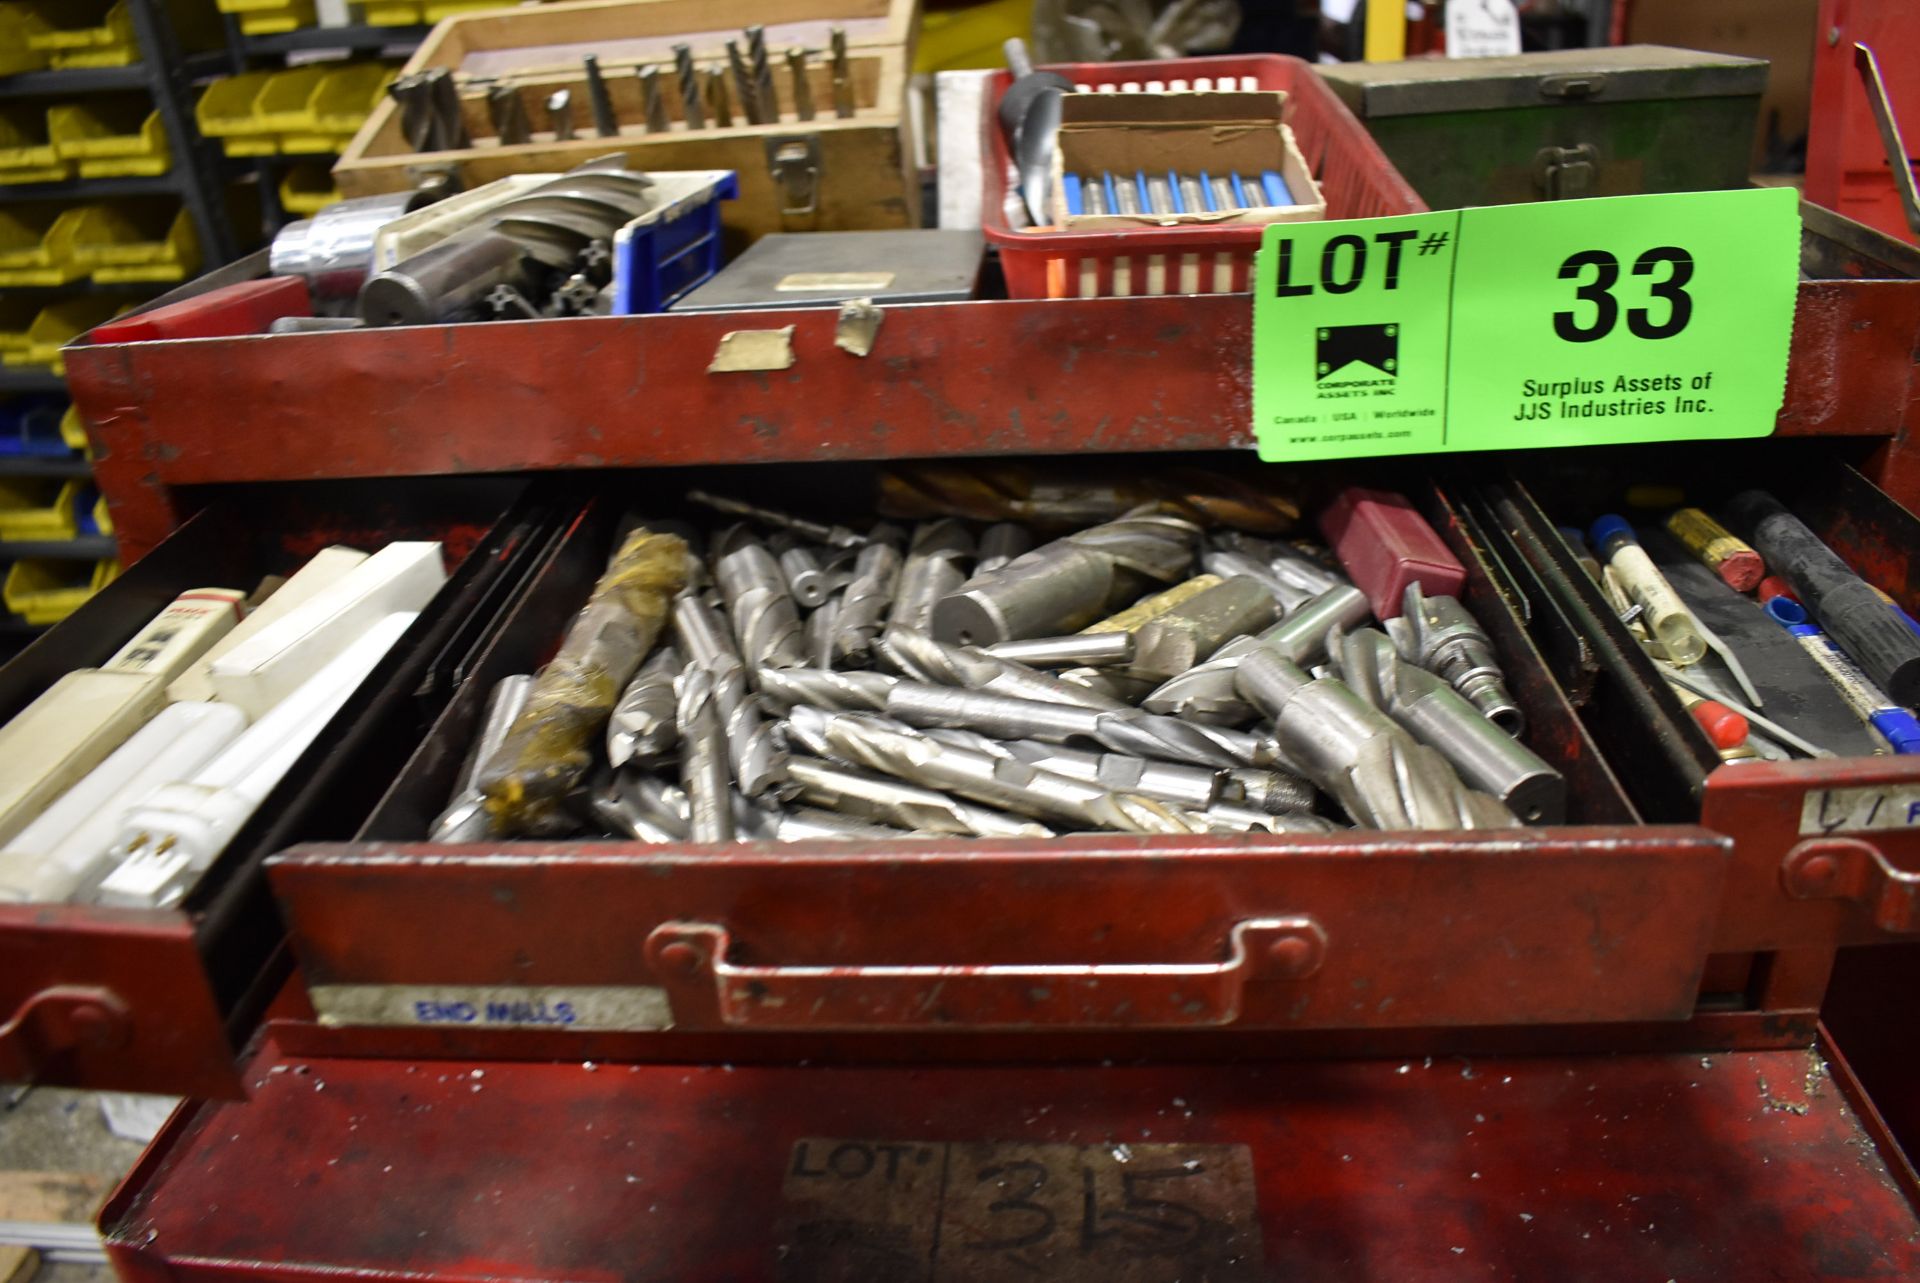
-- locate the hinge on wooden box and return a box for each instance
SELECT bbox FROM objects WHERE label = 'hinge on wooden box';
[1533,143,1598,200]
[765,134,823,222]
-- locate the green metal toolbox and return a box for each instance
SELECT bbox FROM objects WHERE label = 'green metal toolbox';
[1317,45,1769,208]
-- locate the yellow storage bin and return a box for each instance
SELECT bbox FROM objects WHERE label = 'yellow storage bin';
[48,102,170,177]
[0,163,73,183]
[5,557,119,626]
[68,202,199,283]
[58,403,87,451]
[278,161,339,215]
[0,299,39,357]
[5,296,131,372]
[0,106,58,171]
[31,0,137,67]
[92,491,112,537]
[364,0,423,25]
[0,206,85,286]
[237,0,316,34]
[0,476,81,541]
[422,0,506,17]
[0,3,54,75]
[281,61,393,151]
[252,65,331,134]
[197,71,279,156]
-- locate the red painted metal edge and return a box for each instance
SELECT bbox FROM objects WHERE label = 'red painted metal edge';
[63,280,1920,563]
[100,1037,1920,1281]
[270,828,1728,1037]
[0,904,239,1099]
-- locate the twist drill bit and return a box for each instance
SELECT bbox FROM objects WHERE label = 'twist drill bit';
[607,644,683,767]
[547,88,576,140]
[687,490,867,549]
[806,598,840,669]
[637,65,669,133]
[831,523,904,664]
[672,594,782,794]
[784,756,1052,838]
[486,83,533,146]
[673,43,705,128]
[795,709,1206,835]
[583,54,619,136]
[675,667,734,842]
[775,806,922,841]
[984,633,1134,668]
[892,520,975,632]
[879,624,1127,710]
[1401,583,1524,736]
[757,667,898,713]
[727,40,761,123]
[785,48,814,121]
[830,25,855,118]
[976,522,1034,575]
[1143,583,1371,725]
[1234,651,1516,831]
[885,682,1246,769]
[1335,627,1563,824]
[712,527,808,670]
[745,25,775,118]
[430,674,534,841]
[931,512,1199,646]
[706,64,733,127]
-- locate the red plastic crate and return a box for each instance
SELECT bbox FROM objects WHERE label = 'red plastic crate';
[981,54,1426,299]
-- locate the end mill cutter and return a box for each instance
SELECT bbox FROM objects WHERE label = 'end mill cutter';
[1402,583,1524,736]
[673,43,705,128]
[1234,650,1516,831]
[1336,628,1563,824]
[1142,583,1371,725]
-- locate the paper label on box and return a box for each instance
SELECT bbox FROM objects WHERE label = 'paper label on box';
[1250,188,1799,461]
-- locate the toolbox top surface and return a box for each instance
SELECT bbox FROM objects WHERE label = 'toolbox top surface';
[672,229,985,311]
[104,1035,1920,1282]
[1316,44,1770,117]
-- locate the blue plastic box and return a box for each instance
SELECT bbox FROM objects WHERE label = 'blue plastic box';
[611,169,738,315]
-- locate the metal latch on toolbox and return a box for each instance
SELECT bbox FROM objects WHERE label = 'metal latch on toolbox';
[1533,143,1598,199]
[765,135,823,220]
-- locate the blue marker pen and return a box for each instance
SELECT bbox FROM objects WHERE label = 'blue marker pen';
[1134,168,1151,214]
[1166,170,1185,213]
[1261,169,1293,206]
[1198,169,1219,211]
[1063,173,1083,216]
[1229,171,1249,209]
[1766,597,1920,753]
[1103,171,1119,215]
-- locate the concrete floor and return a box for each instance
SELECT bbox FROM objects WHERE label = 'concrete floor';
[0,1086,159,1283]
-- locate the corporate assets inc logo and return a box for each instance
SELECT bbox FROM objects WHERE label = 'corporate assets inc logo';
[1316,323,1399,381]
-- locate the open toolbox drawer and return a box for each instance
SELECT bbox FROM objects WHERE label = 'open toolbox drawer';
[0,477,577,1097]
[265,455,1741,1066]
[1468,443,1920,960]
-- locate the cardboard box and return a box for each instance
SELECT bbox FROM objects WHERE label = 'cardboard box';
[1050,90,1324,231]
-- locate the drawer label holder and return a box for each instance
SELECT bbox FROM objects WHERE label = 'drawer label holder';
[308,983,672,1031]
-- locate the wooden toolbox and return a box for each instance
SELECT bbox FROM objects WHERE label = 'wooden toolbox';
[334,0,922,241]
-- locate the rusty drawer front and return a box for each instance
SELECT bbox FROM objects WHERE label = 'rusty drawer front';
[265,463,1728,1052]
[0,478,571,1096]
[1483,447,1920,954]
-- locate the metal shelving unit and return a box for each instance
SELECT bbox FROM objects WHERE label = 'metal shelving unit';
[0,534,116,559]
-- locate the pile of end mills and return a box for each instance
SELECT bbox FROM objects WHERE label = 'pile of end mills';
[435,485,1568,846]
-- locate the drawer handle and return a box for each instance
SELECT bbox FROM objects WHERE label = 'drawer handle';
[643,917,1326,1030]
[0,986,130,1081]
[1782,838,1920,934]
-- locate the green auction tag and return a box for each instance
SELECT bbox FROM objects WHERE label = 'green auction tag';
[1251,187,1800,461]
